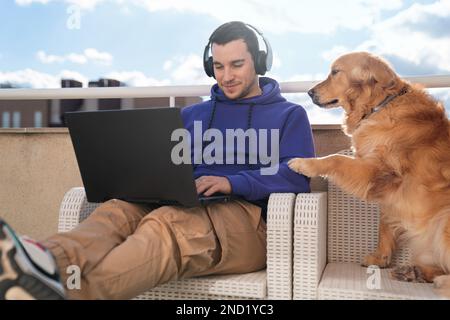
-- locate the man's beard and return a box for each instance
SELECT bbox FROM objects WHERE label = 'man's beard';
[223,78,259,100]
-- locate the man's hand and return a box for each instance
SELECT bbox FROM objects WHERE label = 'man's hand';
[195,176,232,196]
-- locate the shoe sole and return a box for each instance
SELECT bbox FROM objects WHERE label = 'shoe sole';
[0,221,65,300]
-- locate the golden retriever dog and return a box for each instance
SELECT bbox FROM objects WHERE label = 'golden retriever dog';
[288,51,450,297]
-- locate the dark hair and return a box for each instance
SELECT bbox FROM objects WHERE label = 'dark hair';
[209,21,260,64]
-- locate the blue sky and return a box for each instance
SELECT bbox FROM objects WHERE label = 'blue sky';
[1,0,450,123]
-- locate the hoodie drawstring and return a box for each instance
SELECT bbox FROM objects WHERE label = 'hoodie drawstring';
[247,103,254,130]
[207,101,255,131]
[207,99,217,130]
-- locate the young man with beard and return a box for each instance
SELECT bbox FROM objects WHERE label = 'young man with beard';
[0,21,314,299]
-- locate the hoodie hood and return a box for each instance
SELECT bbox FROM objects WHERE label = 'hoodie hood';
[210,77,286,105]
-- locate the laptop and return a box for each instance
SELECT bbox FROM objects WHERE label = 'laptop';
[65,107,232,207]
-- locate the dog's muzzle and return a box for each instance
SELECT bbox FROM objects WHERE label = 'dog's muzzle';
[308,89,339,108]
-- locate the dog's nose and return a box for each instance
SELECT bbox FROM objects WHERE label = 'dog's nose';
[307,89,315,98]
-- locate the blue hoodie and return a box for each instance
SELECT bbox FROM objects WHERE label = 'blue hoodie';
[181,77,315,204]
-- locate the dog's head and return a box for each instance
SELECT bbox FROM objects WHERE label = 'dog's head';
[308,52,403,114]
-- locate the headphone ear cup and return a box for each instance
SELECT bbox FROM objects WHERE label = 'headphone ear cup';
[205,57,215,78]
[255,50,267,75]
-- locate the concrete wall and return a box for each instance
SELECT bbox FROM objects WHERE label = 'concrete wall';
[0,128,83,239]
[0,125,350,240]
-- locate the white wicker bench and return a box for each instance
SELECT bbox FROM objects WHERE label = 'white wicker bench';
[58,188,323,300]
[293,150,443,300]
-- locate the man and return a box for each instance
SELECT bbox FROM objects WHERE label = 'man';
[0,21,314,300]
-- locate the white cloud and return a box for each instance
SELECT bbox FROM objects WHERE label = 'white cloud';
[366,1,450,72]
[0,70,170,89]
[163,60,173,71]
[127,0,403,34]
[109,53,214,87]
[272,53,282,70]
[0,69,65,88]
[165,54,214,85]
[66,53,88,64]
[321,46,350,63]
[104,71,170,86]
[317,1,450,73]
[83,48,113,65]
[169,54,203,82]
[36,50,65,64]
[16,0,404,34]
[36,49,113,65]
[1,52,212,88]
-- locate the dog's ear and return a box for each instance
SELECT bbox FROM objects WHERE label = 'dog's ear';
[350,66,372,84]
[351,56,398,90]
[368,57,398,90]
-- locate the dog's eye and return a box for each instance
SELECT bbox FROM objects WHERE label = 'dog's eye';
[331,69,339,76]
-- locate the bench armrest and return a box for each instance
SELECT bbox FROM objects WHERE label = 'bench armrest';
[293,192,328,299]
[266,193,296,299]
[57,187,100,233]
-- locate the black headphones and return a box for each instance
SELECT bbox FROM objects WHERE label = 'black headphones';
[203,22,273,78]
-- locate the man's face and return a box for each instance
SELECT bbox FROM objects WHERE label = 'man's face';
[212,39,261,100]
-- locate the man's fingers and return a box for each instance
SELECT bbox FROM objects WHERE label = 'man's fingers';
[195,176,228,196]
[203,184,219,197]
[196,179,215,194]
[196,183,210,195]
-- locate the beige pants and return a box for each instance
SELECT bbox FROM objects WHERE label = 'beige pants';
[41,199,267,299]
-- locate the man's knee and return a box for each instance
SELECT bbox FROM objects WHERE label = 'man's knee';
[87,199,148,230]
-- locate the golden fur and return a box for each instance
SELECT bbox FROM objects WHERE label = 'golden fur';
[288,52,450,297]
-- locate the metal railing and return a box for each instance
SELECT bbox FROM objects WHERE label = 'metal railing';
[0,75,449,107]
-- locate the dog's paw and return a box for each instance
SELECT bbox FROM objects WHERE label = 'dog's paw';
[389,265,428,283]
[287,158,320,177]
[362,253,391,268]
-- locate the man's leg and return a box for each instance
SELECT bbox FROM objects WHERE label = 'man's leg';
[79,200,266,299]
[201,199,267,276]
[42,199,153,299]
[1,199,265,299]
[0,199,152,300]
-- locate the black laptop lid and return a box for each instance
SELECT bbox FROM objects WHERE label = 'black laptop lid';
[65,108,201,207]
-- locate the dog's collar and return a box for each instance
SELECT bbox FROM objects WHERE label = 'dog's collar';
[362,86,409,120]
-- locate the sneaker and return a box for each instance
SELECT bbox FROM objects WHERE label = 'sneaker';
[0,219,65,300]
